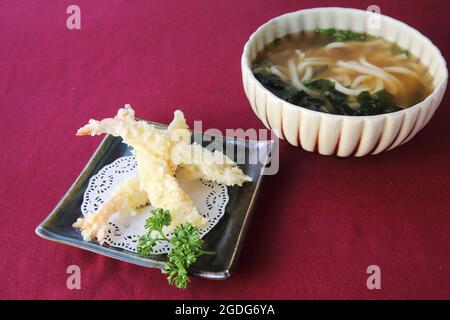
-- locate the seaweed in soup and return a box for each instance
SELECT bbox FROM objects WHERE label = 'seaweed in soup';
[253,73,403,116]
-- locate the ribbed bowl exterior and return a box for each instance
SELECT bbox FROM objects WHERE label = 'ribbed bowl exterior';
[242,8,448,156]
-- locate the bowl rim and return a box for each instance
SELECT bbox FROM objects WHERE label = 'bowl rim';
[242,7,449,120]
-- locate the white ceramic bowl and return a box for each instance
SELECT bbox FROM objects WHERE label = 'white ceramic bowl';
[242,7,448,156]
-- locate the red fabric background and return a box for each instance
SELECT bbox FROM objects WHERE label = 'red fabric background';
[1,0,449,300]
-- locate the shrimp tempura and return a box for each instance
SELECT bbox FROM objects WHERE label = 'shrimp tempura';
[74,105,250,243]
[134,146,206,228]
[73,176,147,243]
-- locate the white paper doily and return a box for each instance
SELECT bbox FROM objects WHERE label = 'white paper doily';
[81,156,229,254]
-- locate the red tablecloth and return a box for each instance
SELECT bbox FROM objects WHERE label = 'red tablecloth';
[1,0,449,300]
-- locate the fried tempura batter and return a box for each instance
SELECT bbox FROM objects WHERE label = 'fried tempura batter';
[77,105,174,167]
[134,146,206,228]
[73,176,147,243]
[74,105,251,243]
[172,142,252,186]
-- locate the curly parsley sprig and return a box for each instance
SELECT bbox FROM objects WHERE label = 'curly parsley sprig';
[137,208,171,256]
[137,208,215,289]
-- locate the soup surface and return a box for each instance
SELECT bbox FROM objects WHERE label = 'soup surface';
[252,29,434,116]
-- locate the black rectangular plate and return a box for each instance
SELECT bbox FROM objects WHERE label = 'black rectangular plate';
[36,121,272,279]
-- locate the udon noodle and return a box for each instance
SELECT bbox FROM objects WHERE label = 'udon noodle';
[252,30,434,115]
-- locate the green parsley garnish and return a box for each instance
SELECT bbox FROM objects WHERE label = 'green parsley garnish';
[315,28,376,42]
[137,208,171,255]
[137,208,215,289]
[394,45,410,56]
